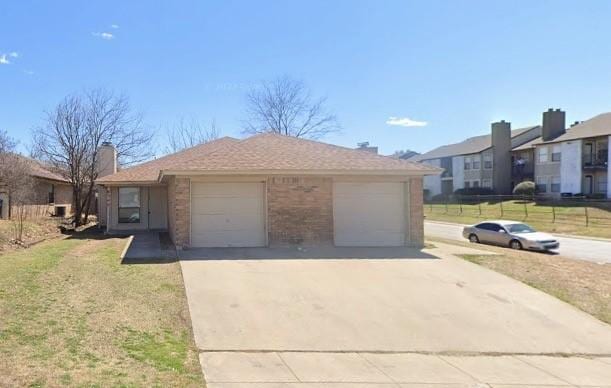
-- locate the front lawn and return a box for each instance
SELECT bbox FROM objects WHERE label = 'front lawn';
[434,239,611,324]
[425,200,611,239]
[0,234,203,387]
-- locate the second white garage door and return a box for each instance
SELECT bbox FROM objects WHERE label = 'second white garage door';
[191,182,266,247]
[333,182,406,246]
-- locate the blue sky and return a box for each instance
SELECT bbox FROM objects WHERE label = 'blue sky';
[2,0,611,156]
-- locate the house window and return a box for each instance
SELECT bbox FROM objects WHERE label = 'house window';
[118,187,140,223]
[464,158,471,170]
[48,184,55,204]
[551,145,561,162]
[483,154,493,169]
[536,176,547,193]
[482,179,492,188]
[551,176,561,193]
[598,176,608,194]
[538,147,548,163]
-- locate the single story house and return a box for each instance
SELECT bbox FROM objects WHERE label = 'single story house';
[96,133,441,248]
[0,154,73,220]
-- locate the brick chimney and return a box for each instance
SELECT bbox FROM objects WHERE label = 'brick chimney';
[491,120,512,194]
[542,108,566,141]
[96,142,117,178]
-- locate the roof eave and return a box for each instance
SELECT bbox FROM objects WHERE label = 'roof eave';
[159,168,442,180]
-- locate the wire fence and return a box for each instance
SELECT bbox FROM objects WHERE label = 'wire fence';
[424,195,611,227]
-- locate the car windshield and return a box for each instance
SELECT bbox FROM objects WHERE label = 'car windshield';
[507,223,536,234]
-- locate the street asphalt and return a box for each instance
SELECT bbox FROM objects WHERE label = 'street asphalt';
[425,220,611,264]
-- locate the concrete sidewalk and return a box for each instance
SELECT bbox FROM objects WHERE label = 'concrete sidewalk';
[201,352,611,387]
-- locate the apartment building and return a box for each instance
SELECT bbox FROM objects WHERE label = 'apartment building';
[412,121,541,197]
[523,112,611,198]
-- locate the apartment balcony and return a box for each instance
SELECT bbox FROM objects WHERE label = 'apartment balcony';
[583,151,608,170]
[511,163,534,179]
[440,169,453,179]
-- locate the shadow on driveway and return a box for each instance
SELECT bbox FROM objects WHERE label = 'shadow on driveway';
[178,246,438,261]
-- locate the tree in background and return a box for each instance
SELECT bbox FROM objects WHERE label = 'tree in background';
[243,76,340,139]
[32,89,154,227]
[164,117,219,154]
[0,131,36,242]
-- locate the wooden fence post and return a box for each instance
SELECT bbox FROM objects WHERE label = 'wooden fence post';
[552,205,556,223]
[585,206,589,227]
[459,195,463,214]
[523,201,528,220]
[500,200,504,218]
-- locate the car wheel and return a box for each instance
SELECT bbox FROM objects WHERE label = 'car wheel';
[510,240,523,250]
[468,234,479,243]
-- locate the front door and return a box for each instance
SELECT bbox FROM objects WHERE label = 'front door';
[148,187,168,230]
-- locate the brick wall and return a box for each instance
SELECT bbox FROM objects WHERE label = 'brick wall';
[170,177,190,249]
[407,177,424,247]
[267,176,333,246]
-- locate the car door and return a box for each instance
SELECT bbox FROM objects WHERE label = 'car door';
[475,223,497,244]
[489,223,511,246]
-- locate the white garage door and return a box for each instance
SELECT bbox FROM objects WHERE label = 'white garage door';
[333,182,406,246]
[191,182,266,247]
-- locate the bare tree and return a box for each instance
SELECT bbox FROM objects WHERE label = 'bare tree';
[164,117,219,154]
[32,89,154,227]
[391,149,419,160]
[0,132,36,242]
[243,76,340,139]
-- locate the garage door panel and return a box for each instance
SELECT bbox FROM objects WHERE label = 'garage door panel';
[334,182,406,247]
[191,182,265,247]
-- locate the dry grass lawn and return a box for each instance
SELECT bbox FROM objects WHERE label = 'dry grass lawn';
[424,200,611,239]
[0,234,203,387]
[430,237,611,324]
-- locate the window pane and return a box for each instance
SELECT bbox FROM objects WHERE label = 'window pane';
[119,188,140,207]
[119,208,140,223]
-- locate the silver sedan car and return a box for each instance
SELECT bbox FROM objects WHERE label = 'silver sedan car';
[463,220,560,251]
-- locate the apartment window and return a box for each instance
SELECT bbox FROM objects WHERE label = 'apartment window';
[551,176,561,193]
[464,158,471,170]
[536,176,547,193]
[118,187,140,224]
[482,179,492,188]
[551,145,561,162]
[538,147,548,163]
[464,181,471,188]
[483,154,492,169]
[472,180,480,188]
[598,176,608,194]
[472,156,481,170]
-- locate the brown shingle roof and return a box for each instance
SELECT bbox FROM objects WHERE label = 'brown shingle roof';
[162,133,440,176]
[97,134,440,184]
[96,137,239,183]
[10,154,70,183]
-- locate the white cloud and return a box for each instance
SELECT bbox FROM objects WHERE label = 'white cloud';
[24,70,35,75]
[9,52,19,58]
[386,116,428,127]
[92,32,114,40]
[110,24,119,29]
[0,54,9,65]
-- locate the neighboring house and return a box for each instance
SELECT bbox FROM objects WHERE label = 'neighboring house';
[0,155,73,220]
[411,121,541,196]
[520,111,611,198]
[96,133,440,248]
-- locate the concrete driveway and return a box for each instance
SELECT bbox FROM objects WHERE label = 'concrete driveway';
[180,243,611,387]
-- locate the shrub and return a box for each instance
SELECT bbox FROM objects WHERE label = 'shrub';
[453,187,495,196]
[512,181,535,196]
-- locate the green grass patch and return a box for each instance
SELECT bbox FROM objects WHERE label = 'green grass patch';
[0,236,204,387]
